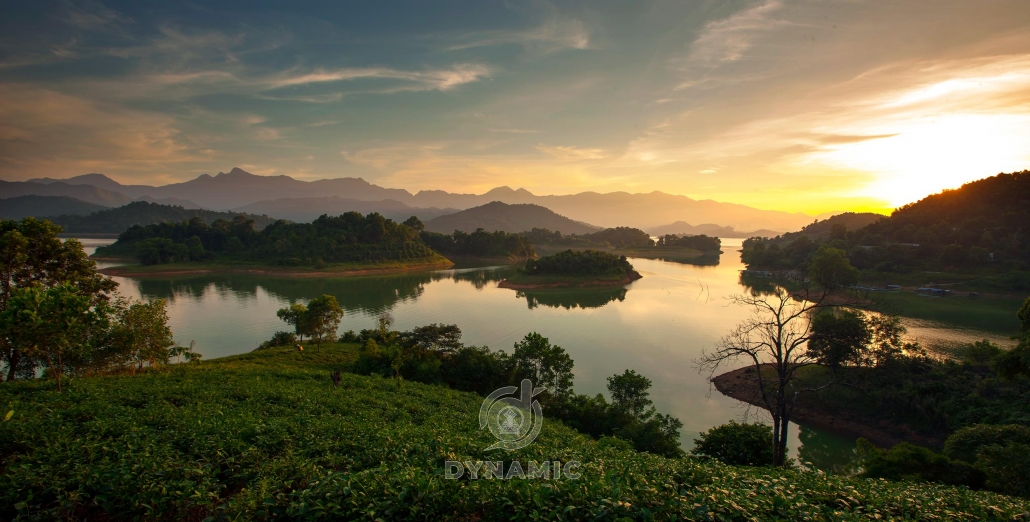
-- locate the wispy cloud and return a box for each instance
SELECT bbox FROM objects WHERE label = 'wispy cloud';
[266,64,489,91]
[684,0,784,67]
[536,144,607,161]
[447,16,590,52]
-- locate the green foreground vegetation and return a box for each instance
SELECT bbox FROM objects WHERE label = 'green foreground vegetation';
[3,343,1028,520]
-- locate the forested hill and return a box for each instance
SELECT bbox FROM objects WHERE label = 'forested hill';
[95,212,442,267]
[0,195,108,220]
[741,171,1030,281]
[771,212,885,243]
[424,201,600,235]
[861,171,1030,247]
[49,201,277,234]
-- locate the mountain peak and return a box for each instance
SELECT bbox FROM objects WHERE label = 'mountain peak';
[221,167,255,178]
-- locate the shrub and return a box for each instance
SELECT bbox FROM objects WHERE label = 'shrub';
[256,331,297,350]
[944,424,1030,463]
[977,442,1030,498]
[857,439,985,490]
[691,422,774,466]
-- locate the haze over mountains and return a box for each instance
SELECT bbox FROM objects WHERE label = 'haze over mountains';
[9,167,818,233]
[646,221,782,239]
[423,202,599,235]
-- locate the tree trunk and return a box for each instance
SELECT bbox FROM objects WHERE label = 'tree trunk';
[5,348,20,382]
[55,354,62,392]
[777,412,790,467]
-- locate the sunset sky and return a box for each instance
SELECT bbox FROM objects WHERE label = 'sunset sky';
[2,0,1030,215]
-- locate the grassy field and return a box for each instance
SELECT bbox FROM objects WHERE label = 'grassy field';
[869,290,1025,335]
[1,343,1028,520]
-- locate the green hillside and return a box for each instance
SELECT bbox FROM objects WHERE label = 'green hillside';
[424,201,600,235]
[1,344,1025,520]
[50,201,278,234]
[0,195,107,220]
[740,172,1030,290]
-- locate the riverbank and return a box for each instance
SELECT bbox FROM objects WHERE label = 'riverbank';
[713,364,942,449]
[498,270,642,289]
[99,258,455,278]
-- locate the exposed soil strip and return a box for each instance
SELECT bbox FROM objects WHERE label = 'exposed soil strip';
[713,364,943,449]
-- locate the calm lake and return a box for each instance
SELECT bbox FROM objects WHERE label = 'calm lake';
[76,237,1017,472]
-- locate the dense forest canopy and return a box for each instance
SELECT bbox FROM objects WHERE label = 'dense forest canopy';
[97,212,441,267]
[49,201,277,234]
[582,227,654,247]
[523,249,636,277]
[654,234,721,252]
[522,226,720,252]
[420,229,535,259]
[741,172,1030,283]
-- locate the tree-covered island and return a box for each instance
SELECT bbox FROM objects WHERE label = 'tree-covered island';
[499,249,642,289]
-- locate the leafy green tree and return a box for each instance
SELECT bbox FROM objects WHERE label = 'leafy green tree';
[990,297,1030,379]
[607,369,653,419]
[508,332,574,398]
[691,422,774,467]
[398,323,462,355]
[111,298,176,373]
[1019,296,1030,334]
[306,294,344,352]
[808,309,871,370]
[1,218,117,381]
[0,284,105,392]
[807,246,859,291]
[402,216,424,232]
[276,303,310,342]
[866,314,921,366]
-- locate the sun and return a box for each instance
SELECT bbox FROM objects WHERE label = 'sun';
[814,113,1030,208]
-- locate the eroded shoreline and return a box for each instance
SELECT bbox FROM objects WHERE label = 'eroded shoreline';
[713,364,942,449]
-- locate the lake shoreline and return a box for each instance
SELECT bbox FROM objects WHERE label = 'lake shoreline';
[498,270,642,290]
[99,259,456,278]
[713,364,943,449]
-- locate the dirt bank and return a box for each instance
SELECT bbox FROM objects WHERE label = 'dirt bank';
[713,364,943,449]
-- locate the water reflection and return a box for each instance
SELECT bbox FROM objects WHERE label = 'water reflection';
[795,425,859,475]
[516,287,629,310]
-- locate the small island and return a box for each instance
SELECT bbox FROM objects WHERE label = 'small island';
[95,213,455,277]
[498,249,642,289]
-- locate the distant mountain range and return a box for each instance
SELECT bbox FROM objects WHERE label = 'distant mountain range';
[232,197,457,223]
[0,195,109,220]
[647,221,781,238]
[46,201,278,235]
[13,168,816,232]
[423,202,601,235]
[0,179,131,207]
